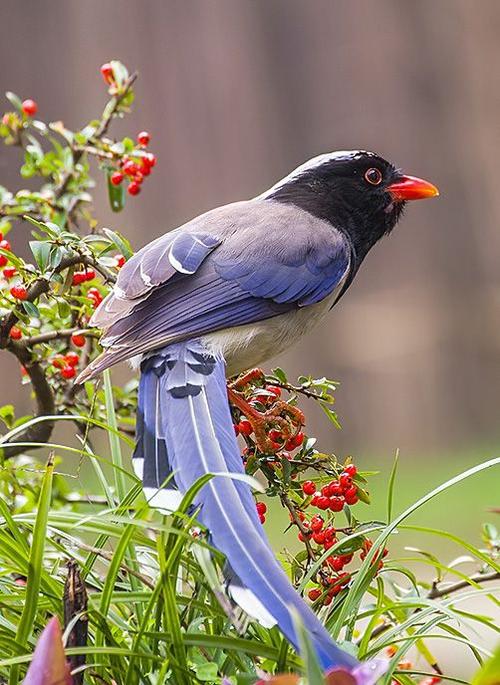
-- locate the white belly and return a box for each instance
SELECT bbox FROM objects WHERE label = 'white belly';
[201,291,338,376]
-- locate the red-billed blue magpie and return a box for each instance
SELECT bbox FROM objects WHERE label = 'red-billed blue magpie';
[78,151,438,679]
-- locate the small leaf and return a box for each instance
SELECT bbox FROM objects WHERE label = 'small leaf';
[106,170,125,213]
[30,240,52,271]
[5,91,22,111]
[22,300,40,318]
[102,226,134,258]
[0,404,15,428]
[194,662,219,681]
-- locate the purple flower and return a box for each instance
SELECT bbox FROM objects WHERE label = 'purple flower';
[325,659,389,685]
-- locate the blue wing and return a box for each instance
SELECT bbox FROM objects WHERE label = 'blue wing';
[79,200,351,381]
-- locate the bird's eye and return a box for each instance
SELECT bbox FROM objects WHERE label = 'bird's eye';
[364,168,383,185]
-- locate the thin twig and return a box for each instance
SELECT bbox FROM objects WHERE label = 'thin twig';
[22,327,99,346]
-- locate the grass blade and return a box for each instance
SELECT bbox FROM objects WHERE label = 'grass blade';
[9,453,55,685]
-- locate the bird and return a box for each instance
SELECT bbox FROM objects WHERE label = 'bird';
[77,150,438,675]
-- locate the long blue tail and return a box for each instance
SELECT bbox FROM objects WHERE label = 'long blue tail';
[133,339,357,672]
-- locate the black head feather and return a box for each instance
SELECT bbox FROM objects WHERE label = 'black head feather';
[262,150,406,264]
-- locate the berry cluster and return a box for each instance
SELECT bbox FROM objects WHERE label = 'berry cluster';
[302,463,360,511]
[72,269,95,286]
[51,351,80,380]
[99,63,158,197]
[110,148,156,197]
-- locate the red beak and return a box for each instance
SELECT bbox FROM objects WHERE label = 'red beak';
[387,174,439,201]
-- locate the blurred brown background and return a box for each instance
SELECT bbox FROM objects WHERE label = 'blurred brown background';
[1,0,500,461]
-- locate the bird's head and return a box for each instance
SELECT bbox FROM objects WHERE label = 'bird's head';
[261,150,439,261]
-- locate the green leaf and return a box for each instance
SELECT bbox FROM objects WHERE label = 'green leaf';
[5,91,22,111]
[194,662,219,681]
[9,455,54,685]
[102,226,133,258]
[106,169,125,212]
[29,240,51,271]
[386,449,399,522]
[290,608,324,685]
[22,300,40,318]
[0,404,15,428]
[103,370,126,501]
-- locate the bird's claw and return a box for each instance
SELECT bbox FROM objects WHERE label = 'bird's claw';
[228,372,305,454]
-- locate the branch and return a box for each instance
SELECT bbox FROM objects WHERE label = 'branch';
[22,327,99,346]
[1,342,55,459]
[427,570,500,599]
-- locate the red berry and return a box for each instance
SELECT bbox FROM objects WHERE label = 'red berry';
[302,481,316,496]
[285,431,304,451]
[233,423,240,436]
[144,152,156,168]
[328,481,343,496]
[22,99,37,116]
[72,272,85,285]
[71,333,86,347]
[340,553,353,565]
[308,588,321,601]
[324,539,335,550]
[238,419,253,436]
[329,496,344,512]
[0,255,8,267]
[344,464,357,477]
[0,239,12,251]
[115,254,126,267]
[259,514,266,524]
[100,63,114,84]
[269,429,283,443]
[84,269,96,282]
[9,326,22,340]
[123,160,139,176]
[344,486,359,505]
[65,352,79,368]
[339,473,353,491]
[317,496,330,510]
[312,531,325,544]
[139,160,151,176]
[321,484,332,497]
[110,171,124,186]
[256,501,267,515]
[310,515,324,532]
[328,556,345,572]
[61,365,76,379]
[133,171,144,184]
[87,287,103,308]
[267,385,281,398]
[127,181,141,196]
[137,131,150,146]
[324,526,336,542]
[3,266,16,279]
[51,355,66,369]
[10,285,27,300]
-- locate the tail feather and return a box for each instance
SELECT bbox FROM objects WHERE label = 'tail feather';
[135,339,357,671]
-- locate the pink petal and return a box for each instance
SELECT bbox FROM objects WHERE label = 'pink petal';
[22,617,72,685]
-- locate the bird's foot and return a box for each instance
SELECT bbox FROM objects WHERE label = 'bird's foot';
[228,372,305,454]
